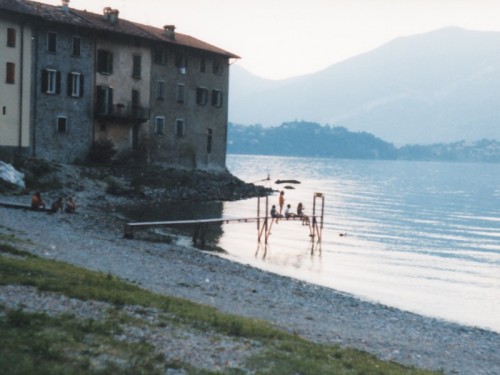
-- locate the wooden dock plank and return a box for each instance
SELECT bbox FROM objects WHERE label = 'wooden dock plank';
[0,200,51,212]
[126,217,260,227]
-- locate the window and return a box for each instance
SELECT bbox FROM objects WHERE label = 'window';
[6,63,15,84]
[7,28,16,47]
[72,36,81,57]
[175,54,187,74]
[41,69,60,94]
[132,55,141,79]
[47,32,57,53]
[156,81,165,100]
[196,87,208,105]
[67,72,84,97]
[153,47,167,65]
[97,50,113,74]
[132,89,140,108]
[175,119,184,137]
[96,86,113,114]
[213,59,224,75]
[206,128,213,154]
[57,117,67,133]
[176,84,185,103]
[200,55,206,73]
[211,90,223,107]
[155,117,165,135]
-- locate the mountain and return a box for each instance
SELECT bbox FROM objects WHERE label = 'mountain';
[229,27,500,145]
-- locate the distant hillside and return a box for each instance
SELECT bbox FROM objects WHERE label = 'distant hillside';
[229,27,500,145]
[227,121,397,159]
[227,121,500,162]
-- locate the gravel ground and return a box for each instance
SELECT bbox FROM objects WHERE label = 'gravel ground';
[0,194,499,374]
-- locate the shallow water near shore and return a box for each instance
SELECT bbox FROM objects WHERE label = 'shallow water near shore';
[126,155,500,333]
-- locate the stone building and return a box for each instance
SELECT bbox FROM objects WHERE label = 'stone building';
[30,1,95,162]
[142,24,236,170]
[0,0,238,170]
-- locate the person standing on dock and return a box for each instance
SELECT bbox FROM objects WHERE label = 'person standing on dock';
[278,191,285,214]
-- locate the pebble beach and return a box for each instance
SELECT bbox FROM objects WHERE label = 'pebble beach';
[0,186,499,374]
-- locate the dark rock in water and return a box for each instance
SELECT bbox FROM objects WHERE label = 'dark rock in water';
[275,179,301,184]
[284,186,295,190]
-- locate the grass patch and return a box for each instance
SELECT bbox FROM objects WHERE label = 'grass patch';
[0,242,35,258]
[0,243,442,374]
[0,307,167,375]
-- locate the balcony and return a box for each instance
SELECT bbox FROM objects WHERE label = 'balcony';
[95,103,150,123]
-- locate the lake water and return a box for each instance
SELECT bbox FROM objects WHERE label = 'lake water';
[128,155,500,332]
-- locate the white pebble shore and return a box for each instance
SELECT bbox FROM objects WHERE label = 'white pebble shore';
[0,198,498,374]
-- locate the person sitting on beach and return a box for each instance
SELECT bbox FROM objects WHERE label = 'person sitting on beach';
[270,205,283,221]
[31,192,46,210]
[65,196,77,213]
[297,202,309,225]
[284,204,296,219]
[50,197,64,213]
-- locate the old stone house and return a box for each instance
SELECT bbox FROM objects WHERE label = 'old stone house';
[0,0,238,170]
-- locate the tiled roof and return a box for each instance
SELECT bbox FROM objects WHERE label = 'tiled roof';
[0,0,38,16]
[0,0,93,27]
[71,8,156,40]
[136,23,239,59]
[0,0,239,58]
[22,0,94,27]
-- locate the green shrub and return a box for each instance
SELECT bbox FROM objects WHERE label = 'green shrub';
[88,139,116,164]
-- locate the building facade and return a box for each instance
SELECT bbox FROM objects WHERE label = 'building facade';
[147,26,232,169]
[0,0,238,170]
[32,13,94,162]
[0,5,32,152]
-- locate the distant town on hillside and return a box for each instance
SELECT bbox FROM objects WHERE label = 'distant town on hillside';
[227,121,500,163]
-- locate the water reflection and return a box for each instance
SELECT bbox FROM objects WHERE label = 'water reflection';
[120,200,225,250]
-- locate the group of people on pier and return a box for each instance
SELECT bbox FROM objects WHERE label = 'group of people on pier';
[31,192,77,214]
[270,191,309,225]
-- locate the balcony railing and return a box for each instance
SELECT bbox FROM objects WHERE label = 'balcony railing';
[95,103,150,123]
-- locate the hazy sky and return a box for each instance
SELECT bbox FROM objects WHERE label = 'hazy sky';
[42,0,500,79]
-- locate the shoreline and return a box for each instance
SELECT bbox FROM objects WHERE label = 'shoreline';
[0,193,499,374]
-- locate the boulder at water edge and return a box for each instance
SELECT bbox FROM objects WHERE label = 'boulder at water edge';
[0,161,25,192]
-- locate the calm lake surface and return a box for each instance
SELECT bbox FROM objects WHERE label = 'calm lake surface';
[129,155,500,332]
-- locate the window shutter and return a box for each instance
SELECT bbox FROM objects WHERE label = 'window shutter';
[97,50,104,72]
[79,74,84,97]
[109,53,114,74]
[55,71,61,95]
[67,73,72,96]
[108,88,113,114]
[41,69,48,93]
[96,86,104,113]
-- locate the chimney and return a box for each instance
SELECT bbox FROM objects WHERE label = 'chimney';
[61,0,70,13]
[163,25,176,40]
[103,7,120,25]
